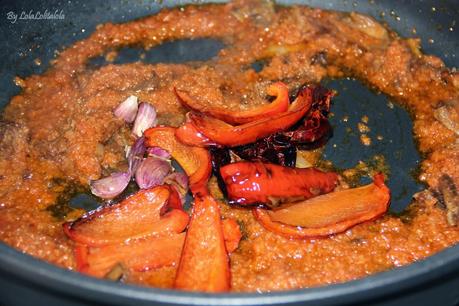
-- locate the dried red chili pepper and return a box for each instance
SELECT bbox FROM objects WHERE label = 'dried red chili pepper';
[282,84,334,146]
[232,133,297,167]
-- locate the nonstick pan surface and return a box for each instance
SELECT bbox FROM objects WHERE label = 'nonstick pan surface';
[0,1,458,306]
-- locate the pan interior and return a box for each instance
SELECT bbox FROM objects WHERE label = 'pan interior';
[0,1,457,305]
[79,39,425,214]
[1,0,448,222]
[322,78,424,213]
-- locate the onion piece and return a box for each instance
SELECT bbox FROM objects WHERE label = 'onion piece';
[128,136,146,173]
[434,104,459,136]
[147,146,172,160]
[144,127,212,195]
[295,151,312,168]
[135,157,171,189]
[104,263,125,281]
[114,96,138,123]
[132,102,157,137]
[124,145,131,159]
[348,12,389,41]
[165,172,189,192]
[90,172,131,199]
[165,172,189,204]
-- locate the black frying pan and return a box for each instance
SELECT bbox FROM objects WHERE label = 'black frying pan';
[0,1,458,305]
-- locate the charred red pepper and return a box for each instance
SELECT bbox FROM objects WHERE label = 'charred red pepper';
[221,218,242,253]
[175,121,215,147]
[167,183,184,210]
[174,195,230,292]
[65,185,191,278]
[176,84,333,149]
[63,186,189,247]
[175,82,289,125]
[75,220,240,279]
[253,174,390,239]
[75,233,186,277]
[220,161,338,207]
[144,127,212,195]
[186,87,313,147]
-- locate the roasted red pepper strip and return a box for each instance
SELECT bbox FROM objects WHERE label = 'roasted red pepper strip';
[220,162,338,206]
[75,233,186,277]
[75,217,239,278]
[253,174,390,239]
[175,82,289,125]
[167,184,184,210]
[63,186,189,247]
[144,127,212,195]
[175,121,215,147]
[221,218,242,253]
[174,196,230,292]
[187,87,313,147]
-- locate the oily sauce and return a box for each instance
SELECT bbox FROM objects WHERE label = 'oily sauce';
[0,1,458,292]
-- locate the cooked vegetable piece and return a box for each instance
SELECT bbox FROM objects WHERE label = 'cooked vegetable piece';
[253,174,390,238]
[165,172,189,206]
[104,263,124,281]
[187,87,312,147]
[233,133,297,167]
[147,146,171,159]
[437,174,459,226]
[132,102,157,137]
[166,179,186,209]
[282,84,334,146]
[175,82,289,125]
[221,218,242,253]
[66,208,189,246]
[174,196,230,292]
[63,186,189,246]
[75,233,186,277]
[144,127,212,195]
[135,157,171,189]
[178,85,333,150]
[285,111,332,146]
[434,101,459,136]
[175,121,215,147]
[128,136,147,173]
[114,95,138,123]
[220,162,338,206]
[209,147,232,197]
[89,171,131,199]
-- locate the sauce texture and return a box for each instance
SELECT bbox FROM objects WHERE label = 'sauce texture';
[0,0,458,292]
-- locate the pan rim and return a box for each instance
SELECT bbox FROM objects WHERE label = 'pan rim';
[0,1,458,305]
[1,242,458,305]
